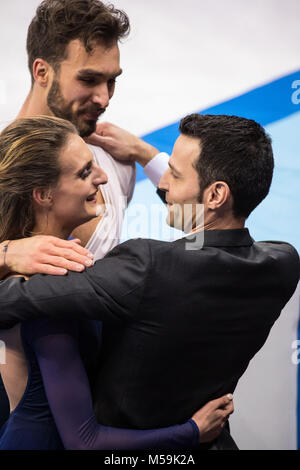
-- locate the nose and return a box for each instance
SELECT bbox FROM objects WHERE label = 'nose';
[93,165,108,186]
[158,168,169,192]
[92,83,110,109]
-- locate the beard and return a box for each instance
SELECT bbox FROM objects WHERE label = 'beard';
[47,78,106,138]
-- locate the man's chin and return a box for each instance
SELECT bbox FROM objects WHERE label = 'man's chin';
[167,209,196,233]
[166,212,184,232]
[77,119,97,138]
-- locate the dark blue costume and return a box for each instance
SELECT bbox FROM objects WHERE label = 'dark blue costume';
[0,379,9,429]
[0,318,198,450]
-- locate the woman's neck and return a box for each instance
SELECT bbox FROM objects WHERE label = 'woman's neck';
[32,213,73,241]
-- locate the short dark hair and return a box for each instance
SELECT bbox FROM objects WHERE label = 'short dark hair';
[179,114,274,219]
[27,0,130,84]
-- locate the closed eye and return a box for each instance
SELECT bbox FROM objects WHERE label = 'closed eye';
[79,78,117,87]
[78,161,93,179]
[80,169,92,179]
[79,78,96,86]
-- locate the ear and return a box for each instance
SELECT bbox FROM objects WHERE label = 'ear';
[32,187,54,209]
[32,59,52,88]
[204,181,232,211]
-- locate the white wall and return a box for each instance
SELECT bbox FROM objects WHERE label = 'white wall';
[230,284,300,450]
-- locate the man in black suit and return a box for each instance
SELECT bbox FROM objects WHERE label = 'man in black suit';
[0,114,298,447]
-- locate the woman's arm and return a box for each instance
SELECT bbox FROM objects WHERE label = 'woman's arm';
[31,319,232,450]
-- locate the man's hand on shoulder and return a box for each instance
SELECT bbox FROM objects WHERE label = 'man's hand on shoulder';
[191,394,234,443]
[1,236,94,278]
[85,122,159,167]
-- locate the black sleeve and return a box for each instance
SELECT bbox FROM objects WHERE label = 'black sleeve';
[0,239,151,329]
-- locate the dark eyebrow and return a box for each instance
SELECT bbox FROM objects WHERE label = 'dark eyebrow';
[77,68,123,79]
[76,160,93,176]
[168,161,181,175]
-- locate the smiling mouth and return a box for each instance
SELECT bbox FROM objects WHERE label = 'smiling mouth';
[86,190,98,203]
[83,110,105,121]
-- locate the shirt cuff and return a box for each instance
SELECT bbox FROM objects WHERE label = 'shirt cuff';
[143,152,169,187]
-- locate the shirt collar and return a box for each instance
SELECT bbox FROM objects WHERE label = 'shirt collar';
[178,228,254,248]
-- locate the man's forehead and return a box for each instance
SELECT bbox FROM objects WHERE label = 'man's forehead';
[172,134,201,166]
[62,39,120,69]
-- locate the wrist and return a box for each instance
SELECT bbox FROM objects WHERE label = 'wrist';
[0,240,12,279]
[188,418,201,446]
[134,139,159,167]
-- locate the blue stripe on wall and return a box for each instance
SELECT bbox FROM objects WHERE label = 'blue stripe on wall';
[136,69,300,182]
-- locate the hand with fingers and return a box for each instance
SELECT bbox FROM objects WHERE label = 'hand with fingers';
[85,122,159,167]
[191,394,234,443]
[1,235,94,278]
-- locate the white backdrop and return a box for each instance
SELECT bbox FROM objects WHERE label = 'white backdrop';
[1,0,300,131]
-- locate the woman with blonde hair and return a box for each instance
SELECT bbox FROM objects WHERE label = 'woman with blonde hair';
[0,116,232,450]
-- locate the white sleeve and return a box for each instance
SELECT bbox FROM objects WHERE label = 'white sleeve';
[127,163,136,204]
[143,152,169,187]
[112,160,136,205]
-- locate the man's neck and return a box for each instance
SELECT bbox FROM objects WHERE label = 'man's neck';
[191,214,245,234]
[17,89,50,119]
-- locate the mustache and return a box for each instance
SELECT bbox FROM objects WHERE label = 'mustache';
[78,105,106,116]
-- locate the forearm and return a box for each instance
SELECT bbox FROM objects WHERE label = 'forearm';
[0,240,149,329]
[0,274,103,329]
[66,417,199,451]
[133,139,159,167]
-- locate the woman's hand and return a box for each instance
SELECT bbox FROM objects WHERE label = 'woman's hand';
[1,236,94,278]
[191,394,234,443]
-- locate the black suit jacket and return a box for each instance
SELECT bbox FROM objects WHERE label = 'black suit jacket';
[0,229,299,431]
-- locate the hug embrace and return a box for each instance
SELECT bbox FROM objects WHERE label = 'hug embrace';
[0,0,299,451]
